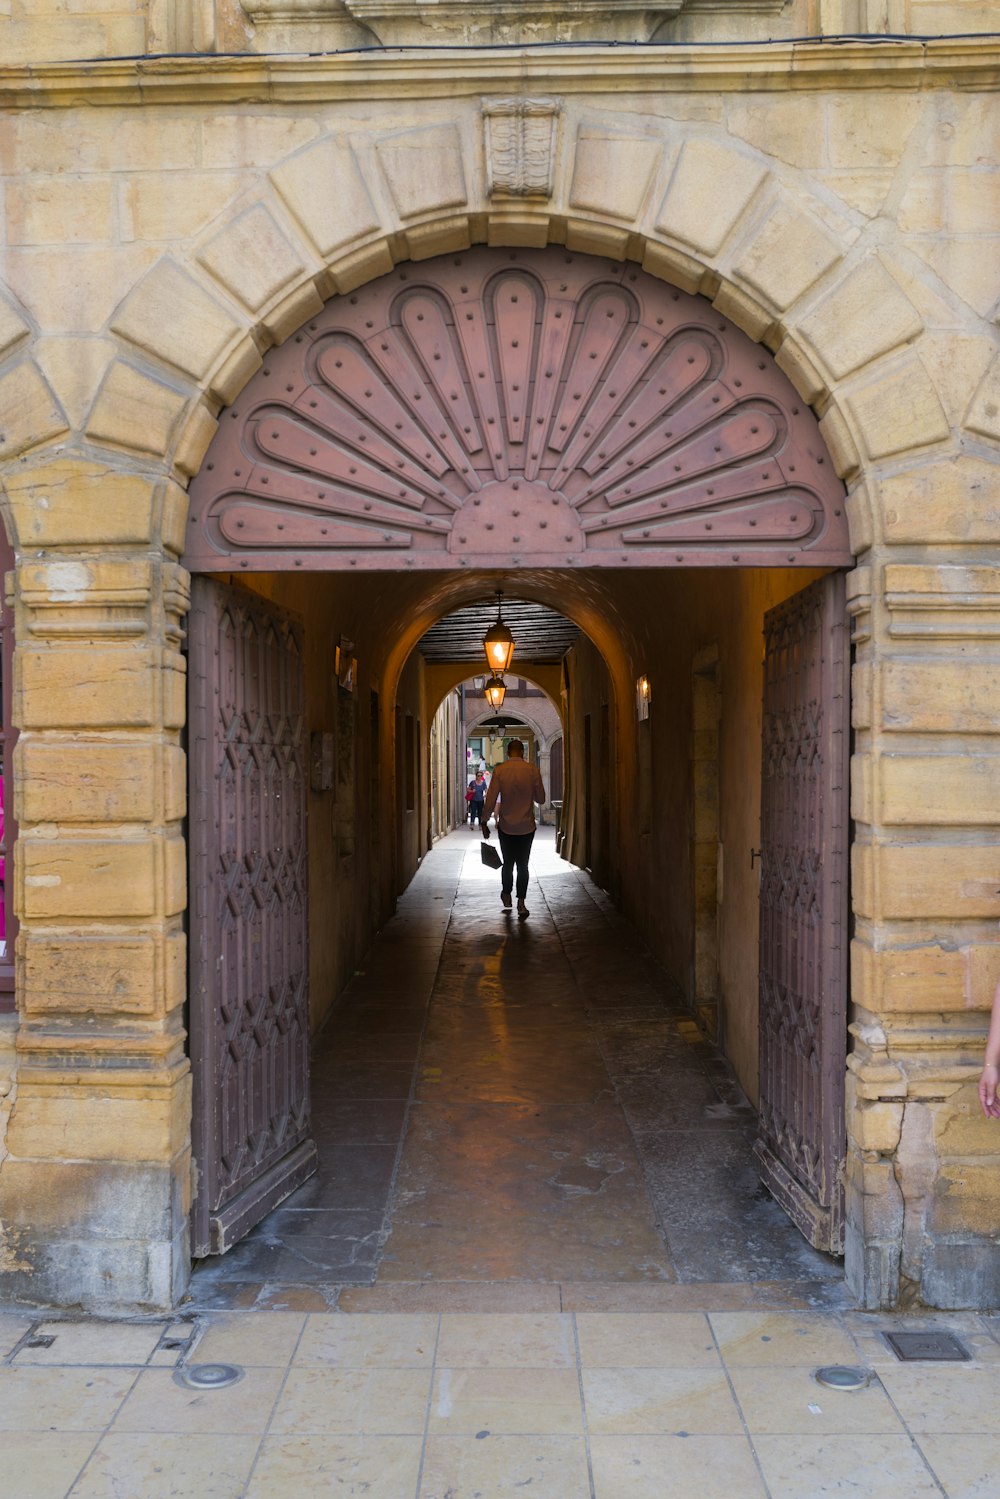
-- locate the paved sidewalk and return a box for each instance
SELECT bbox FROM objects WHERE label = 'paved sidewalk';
[2,1304,999,1496]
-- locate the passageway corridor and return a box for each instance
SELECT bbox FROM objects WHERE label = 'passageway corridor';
[189,832,843,1312]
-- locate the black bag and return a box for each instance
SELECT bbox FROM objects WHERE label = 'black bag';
[480,841,502,871]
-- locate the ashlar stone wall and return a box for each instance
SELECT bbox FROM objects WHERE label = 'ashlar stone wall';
[0,42,998,1309]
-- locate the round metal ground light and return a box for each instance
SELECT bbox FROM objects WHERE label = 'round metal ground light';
[814,1365,870,1391]
[174,1362,245,1391]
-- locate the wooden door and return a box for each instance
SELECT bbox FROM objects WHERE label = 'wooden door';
[755,573,850,1253]
[187,577,316,1257]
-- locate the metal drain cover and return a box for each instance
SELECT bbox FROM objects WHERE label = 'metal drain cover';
[815,1365,870,1391]
[174,1362,245,1390]
[883,1331,970,1362]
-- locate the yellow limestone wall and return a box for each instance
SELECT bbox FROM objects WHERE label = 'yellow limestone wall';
[0,41,998,1310]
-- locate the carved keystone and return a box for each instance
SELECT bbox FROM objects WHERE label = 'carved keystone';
[483,97,561,200]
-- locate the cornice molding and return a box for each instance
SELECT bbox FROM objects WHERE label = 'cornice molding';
[1,39,998,109]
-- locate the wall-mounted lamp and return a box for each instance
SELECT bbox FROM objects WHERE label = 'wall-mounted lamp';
[483,591,515,673]
[484,673,507,710]
[636,674,651,721]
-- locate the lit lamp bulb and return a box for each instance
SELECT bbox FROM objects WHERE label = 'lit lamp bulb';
[483,592,515,673]
[484,674,507,710]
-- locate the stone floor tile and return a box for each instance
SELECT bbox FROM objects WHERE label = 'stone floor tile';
[111,1366,284,1434]
[4,1433,98,1499]
[419,1433,591,1498]
[729,1365,905,1434]
[916,1433,998,1497]
[69,1432,259,1498]
[294,1312,438,1367]
[582,1366,743,1434]
[270,1366,432,1434]
[190,1311,306,1367]
[253,1286,338,1312]
[338,1282,562,1313]
[0,1316,34,1359]
[245,1434,423,1498]
[590,1433,767,1498]
[0,1367,136,1431]
[647,1136,843,1285]
[876,1364,1000,1433]
[710,1310,860,1366]
[428,1367,584,1434]
[576,1312,718,1368]
[15,1320,166,1366]
[181,1281,264,1311]
[436,1312,575,1368]
[753,1434,943,1497]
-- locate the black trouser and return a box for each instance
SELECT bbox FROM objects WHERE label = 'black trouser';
[471,799,485,826]
[498,829,534,900]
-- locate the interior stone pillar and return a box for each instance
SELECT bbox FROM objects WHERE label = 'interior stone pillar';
[0,460,191,1313]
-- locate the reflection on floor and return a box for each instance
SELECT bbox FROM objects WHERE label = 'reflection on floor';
[189,829,844,1312]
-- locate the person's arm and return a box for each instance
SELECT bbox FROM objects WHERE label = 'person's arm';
[532,767,546,806]
[978,977,1000,1118]
[481,772,500,835]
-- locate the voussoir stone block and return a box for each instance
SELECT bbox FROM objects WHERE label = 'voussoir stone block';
[0,360,68,460]
[733,201,842,311]
[197,203,309,315]
[111,259,245,381]
[86,359,188,458]
[376,124,468,221]
[655,139,768,256]
[846,355,951,461]
[569,127,662,222]
[271,137,382,258]
[879,457,1000,545]
[0,296,30,359]
[964,353,1000,443]
[797,256,923,381]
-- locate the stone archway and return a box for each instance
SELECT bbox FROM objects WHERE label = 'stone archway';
[183,247,851,575]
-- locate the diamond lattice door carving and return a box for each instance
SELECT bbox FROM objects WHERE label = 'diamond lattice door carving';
[188,577,316,1256]
[754,573,850,1253]
[185,249,850,574]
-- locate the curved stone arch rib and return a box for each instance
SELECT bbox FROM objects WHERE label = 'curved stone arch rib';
[87,118,966,559]
[184,246,852,573]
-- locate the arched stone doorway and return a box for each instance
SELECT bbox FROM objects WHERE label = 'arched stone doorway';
[183,246,853,1271]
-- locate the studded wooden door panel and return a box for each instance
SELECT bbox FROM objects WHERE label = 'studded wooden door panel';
[755,573,849,1254]
[183,248,851,575]
[188,577,315,1257]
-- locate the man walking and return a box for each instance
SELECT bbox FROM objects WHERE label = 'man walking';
[480,739,546,919]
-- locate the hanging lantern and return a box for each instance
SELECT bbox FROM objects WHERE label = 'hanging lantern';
[483,592,515,674]
[484,673,507,710]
